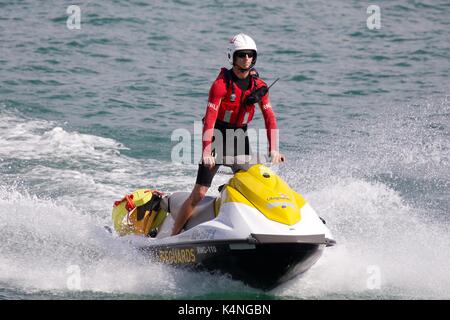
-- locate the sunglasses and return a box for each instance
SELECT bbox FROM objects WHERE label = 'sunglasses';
[235,51,255,58]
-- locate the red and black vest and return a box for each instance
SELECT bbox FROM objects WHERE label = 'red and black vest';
[215,67,268,127]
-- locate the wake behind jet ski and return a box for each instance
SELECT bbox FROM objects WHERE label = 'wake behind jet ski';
[111,163,336,290]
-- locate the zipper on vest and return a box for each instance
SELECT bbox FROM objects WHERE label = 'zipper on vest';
[235,92,246,125]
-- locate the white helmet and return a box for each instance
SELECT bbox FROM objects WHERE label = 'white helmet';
[227,33,258,67]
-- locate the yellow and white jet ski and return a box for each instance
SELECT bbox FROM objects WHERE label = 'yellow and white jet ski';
[112,163,335,290]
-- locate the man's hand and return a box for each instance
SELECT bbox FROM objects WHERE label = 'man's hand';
[270,150,285,164]
[202,155,216,169]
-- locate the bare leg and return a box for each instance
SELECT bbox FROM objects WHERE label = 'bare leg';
[171,184,209,235]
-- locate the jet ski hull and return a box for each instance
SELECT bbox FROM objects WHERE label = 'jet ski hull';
[112,164,336,289]
[138,240,325,290]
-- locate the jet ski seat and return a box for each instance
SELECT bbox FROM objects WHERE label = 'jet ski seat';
[161,192,216,231]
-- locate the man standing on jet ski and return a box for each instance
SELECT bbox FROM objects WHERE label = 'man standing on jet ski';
[172,33,285,235]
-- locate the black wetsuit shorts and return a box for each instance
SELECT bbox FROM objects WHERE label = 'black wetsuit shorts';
[196,120,251,187]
